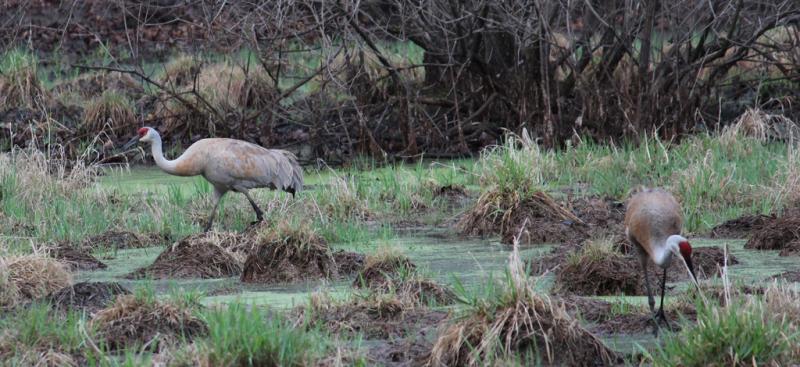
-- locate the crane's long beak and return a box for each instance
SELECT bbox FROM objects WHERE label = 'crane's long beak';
[121,136,139,151]
[685,256,699,289]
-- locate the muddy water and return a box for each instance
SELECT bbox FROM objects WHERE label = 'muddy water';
[88,168,800,355]
[75,231,551,308]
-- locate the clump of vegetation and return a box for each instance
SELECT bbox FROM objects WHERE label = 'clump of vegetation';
[554,237,640,296]
[81,90,136,138]
[0,303,91,366]
[52,70,143,102]
[649,284,800,366]
[158,54,203,88]
[322,45,424,100]
[428,239,616,366]
[156,60,276,136]
[127,232,243,279]
[0,49,47,110]
[240,219,363,284]
[46,281,130,316]
[174,303,331,366]
[90,289,207,351]
[458,189,584,244]
[0,254,72,309]
[459,133,591,243]
[297,290,447,340]
[354,246,453,305]
[196,61,275,110]
[313,173,371,222]
[47,244,107,271]
[354,246,416,287]
[745,213,800,252]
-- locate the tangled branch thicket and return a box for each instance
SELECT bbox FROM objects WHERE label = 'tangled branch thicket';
[1,0,799,163]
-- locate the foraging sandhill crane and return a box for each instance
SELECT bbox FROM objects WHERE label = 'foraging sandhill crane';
[624,188,699,328]
[123,127,303,232]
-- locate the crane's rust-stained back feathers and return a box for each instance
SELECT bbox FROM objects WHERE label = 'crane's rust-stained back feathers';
[181,138,303,195]
[624,188,683,260]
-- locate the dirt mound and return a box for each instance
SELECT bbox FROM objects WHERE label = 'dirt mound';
[459,191,630,245]
[46,282,129,315]
[83,230,166,250]
[47,245,106,271]
[91,295,207,351]
[300,296,448,339]
[127,233,242,279]
[778,240,800,256]
[353,253,454,304]
[770,271,800,282]
[354,256,416,288]
[540,245,738,296]
[428,295,618,366]
[240,225,363,284]
[334,251,366,275]
[745,213,800,253]
[710,214,773,238]
[554,251,642,296]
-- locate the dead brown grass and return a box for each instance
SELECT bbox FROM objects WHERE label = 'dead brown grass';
[297,291,448,340]
[51,71,143,101]
[81,90,136,138]
[91,294,207,351]
[0,336,79,367]
[353,247,454,305]
[745,212,800,253]
[47,244,107,271]
[427,235,616,366]
[554,238,640,296]
[458,190,587,245]
[0,61,48,110]
[0,254,72,308]
[156,61,276,136]
[240,221,364,284]
[127,232,243,279]
[158,55,203,87]
[721,108,800,143]
[0,149,98,211]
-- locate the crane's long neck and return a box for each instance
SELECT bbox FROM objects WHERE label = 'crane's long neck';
[150,135,180,175]
[653,237,676,267]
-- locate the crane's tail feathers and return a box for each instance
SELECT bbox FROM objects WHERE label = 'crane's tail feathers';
[280,150,304,195]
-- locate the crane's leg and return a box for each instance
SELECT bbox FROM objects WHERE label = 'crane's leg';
[204,187,226,232]
[656,267,672,330]
[637,251,656,313]
[635,245,660,336]
[239,189,264,223]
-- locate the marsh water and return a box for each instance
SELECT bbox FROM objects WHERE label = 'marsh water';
[87,167,800,355]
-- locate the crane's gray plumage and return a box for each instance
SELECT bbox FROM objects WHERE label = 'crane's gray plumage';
[127,127,303,232]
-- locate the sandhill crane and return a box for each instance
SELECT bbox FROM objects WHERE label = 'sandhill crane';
[624,188,699,329]
[123,127,303,232]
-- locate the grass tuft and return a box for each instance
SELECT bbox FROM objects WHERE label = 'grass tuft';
[428,233,616,366]
[0,254,72,308]
[0,49,47,110]
[82,90,136,138]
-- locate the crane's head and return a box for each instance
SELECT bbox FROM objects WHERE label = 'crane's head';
[667,234,698,287]
[122,127,157,150]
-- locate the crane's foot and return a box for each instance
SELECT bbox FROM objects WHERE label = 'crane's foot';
[654,309,674,332]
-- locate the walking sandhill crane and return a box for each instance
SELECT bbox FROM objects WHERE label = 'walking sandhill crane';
[123,127,303,232]
[624,188,699,328]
